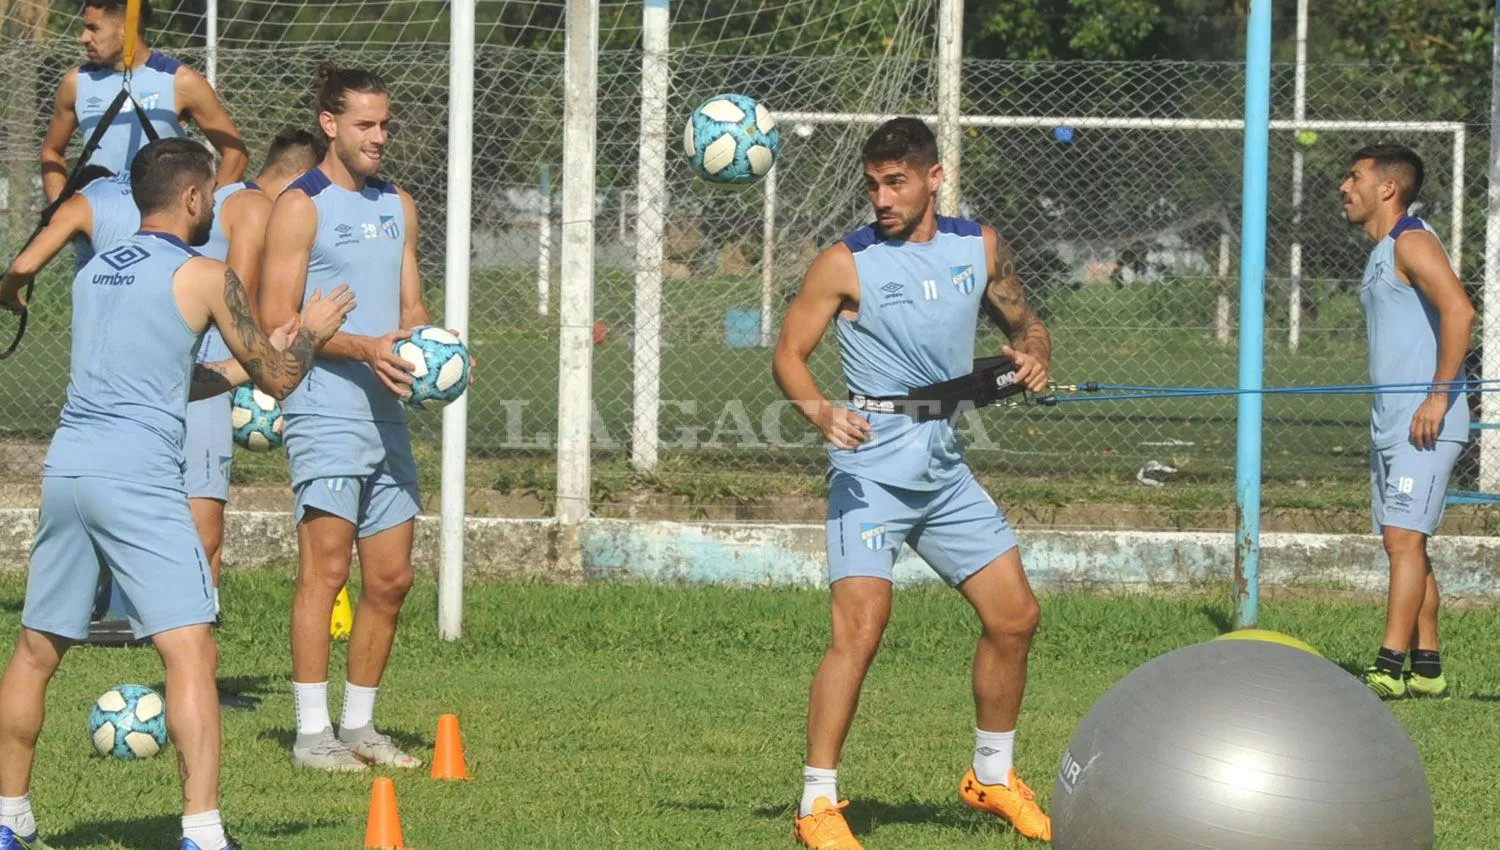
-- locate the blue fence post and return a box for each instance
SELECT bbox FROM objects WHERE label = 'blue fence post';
[1234,0,1272,629]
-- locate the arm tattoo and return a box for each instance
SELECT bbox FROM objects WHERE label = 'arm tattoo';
[190,362,234,398]
[985,272,1053,365]
[223,267,317,391]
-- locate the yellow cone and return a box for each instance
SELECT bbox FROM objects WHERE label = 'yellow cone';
[331,585,353,640]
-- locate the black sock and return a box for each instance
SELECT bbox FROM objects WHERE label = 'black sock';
[1375,647,1406,677]
[1411,650,1441,678]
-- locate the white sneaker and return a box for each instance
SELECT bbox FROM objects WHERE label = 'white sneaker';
[292,726,368,772]
[339,725,422,769]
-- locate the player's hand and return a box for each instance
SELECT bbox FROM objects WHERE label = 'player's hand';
[815,402,873,450]
[367,328,416,399]
[1002,345,1049,393]
[1409,394,1448,450]
[268,314,302,351]
[0,282,25,316]
[449,328,477,385]
[300,285,357,346]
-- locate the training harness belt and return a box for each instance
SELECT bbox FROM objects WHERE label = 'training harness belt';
[848,355,1025,422]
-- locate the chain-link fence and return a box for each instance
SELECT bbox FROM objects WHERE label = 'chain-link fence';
[0,2,1493,527]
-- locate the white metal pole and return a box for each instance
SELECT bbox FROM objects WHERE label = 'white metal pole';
[1216,228,1232,345]
[1288,0,1307,351]
[205,0,219,87]
[759,162,778,347]
[630,0,668,472]
[557,0,599,524]
[1451,126,1466,271]
[1483,4,1500,492]
[935,0,963,217]
[538,165,551,316]
[437,0,476,641]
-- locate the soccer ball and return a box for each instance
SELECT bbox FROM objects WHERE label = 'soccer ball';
[230,384,284,452]
[88,684,167,760]
[393,326,471,410]
[683,93,780,185]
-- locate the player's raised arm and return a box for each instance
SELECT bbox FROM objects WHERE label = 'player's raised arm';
[220,189,272,306]
[176,67,248,186]
[0,195,94,311]
[981,225,1051,392]
[40,69,81,202]
[772,243,871,449]
[188,257,354,400]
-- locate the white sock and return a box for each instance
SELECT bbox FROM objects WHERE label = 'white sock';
[340,682,379,732]
[974,728,1016,786]
[800,766,838,817]
[0,794,36,838]
[213,587,221,617]
[182,809,228,850]
[293,680,330,736]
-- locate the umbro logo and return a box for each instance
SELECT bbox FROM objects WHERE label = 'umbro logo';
[881,281,903,294]
[100,245,148,270]
[335,224,354,236]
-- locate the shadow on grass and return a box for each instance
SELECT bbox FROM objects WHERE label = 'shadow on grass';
[257,725,427,753]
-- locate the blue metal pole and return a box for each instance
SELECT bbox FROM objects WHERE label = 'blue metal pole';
[1234,0,1272,629]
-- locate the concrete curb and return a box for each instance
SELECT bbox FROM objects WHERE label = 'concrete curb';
[4,509,1500,598]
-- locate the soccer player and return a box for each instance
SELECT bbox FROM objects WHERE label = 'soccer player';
[260,62,429,772]
[1340,144,1473,701]
[187,128,326,712]
[772,118,1054,848]
[41,0,247,200]
[0,138,353,850]
[1,166,135,293]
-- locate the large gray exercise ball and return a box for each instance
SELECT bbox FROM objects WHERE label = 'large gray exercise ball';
[1052,633,1433,849]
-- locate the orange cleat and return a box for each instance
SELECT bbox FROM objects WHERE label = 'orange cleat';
[793,797,865,850]
[960,767,1052,841]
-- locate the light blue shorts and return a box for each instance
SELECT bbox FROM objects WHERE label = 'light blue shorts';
[1371,440,1463,536]
[183,392,232,501]
[23,476,215,640]
[825,468,1018,587]
[285,414,419,538]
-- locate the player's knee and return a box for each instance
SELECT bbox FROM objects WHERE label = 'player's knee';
[833,615,887,662]
[985,597,1040,644]
[364,564,414,607]
[11,629,67,678]
[1382,528,1427,559]
[301,558,352,595]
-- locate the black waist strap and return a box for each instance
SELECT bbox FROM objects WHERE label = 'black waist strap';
[848,356,1025,421]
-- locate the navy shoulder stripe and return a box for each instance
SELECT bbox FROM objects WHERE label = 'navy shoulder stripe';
[842,225,881,254]
[936,216,982,237]
[243,180,260,192]
[366,177,399,196]
[137,230,202,257]
[288,169,332,198]
[144,52,183,75]
[1389,215,1428,240]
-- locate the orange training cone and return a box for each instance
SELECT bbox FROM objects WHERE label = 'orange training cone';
[431,713,471,780]
[364,776,406,849]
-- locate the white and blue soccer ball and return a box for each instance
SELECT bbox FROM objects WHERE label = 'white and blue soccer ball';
[230,384,284,452]
[88,684,167,760]
[394,326,471,410]
[683,93,781,185]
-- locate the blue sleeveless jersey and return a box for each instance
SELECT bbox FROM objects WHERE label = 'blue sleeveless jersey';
[74,52,187,178]
[196,180,260,362]
[830,216,989,490]
[1360,215,1470,449]
[75,174,139,270]
[44,231,204,491]
[280,169,406,423]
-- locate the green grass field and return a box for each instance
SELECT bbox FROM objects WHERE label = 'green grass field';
[3,572,1499,849]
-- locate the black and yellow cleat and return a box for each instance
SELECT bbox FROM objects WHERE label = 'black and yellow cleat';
[1405,671,1451,701]
[1359,667,1407,700]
